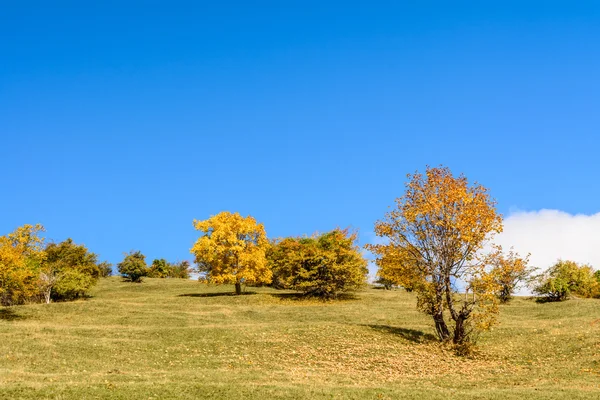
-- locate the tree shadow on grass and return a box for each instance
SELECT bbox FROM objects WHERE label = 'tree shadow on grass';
[269,293,358,303]
[270,292,360,301]
[365,324,438,343]
[0,308,26,321]
[178,291,258,298]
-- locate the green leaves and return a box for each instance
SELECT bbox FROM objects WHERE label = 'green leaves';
[268,229,368,299]
[117,251,148,283]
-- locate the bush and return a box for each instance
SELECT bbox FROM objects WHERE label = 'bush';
[148,258,170,278]
[0,224,46,306]
[44,238,104,302]
[148,259,192,279]
[117,251,148,282]
[533,260,598,301]
[169,261,192,279]
[98,261,113,277]
[268,229,368,299]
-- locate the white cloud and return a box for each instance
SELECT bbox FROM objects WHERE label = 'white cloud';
[495,209,600,272]
[362,209,600,292]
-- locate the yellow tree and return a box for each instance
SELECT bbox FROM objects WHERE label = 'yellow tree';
[190,212,271,294]
[0,224,46,306]
[367,166,504,346]
[487,245,533,303]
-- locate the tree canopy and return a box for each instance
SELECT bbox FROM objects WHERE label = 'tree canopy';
[0,224,46,306]
[118,251,148,283]
[190,211,270,294]
[268,229,368,298]
[533,260,599,301]
[367,166,506,346]
[44,238,102,301]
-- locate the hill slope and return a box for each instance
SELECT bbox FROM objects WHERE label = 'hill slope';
[0,277,598,399]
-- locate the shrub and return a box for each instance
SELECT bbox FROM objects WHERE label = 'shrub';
[533,260,598,301]
[98,261,113,277]
[148,259,192,279]
[169,261,192,279]
[44,238,103,301]
[117,251,148,283]
[0,224,45,306]
[148,258,170,278]
[268,229,368,299]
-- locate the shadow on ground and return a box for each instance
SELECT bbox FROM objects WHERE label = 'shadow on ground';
[178,292,258,298]
[269,292,359,301]
[365,324,437,343]
[0,308,26,321]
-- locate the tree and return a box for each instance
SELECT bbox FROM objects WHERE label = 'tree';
[367,166,504,346]
[117,251,148,282]
[148,258,170,278]
[533,260,598,301]
[98,261,113,277]
[44,239,102,301]
[0,224,46,306]
[190,212,270,295]
[268,229,368,298]
[487,246,533,303]
[169,260,192,279]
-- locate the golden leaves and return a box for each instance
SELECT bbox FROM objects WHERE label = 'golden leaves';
[368,166,505,344]
[0,224,46,305]
[190,212,271,287]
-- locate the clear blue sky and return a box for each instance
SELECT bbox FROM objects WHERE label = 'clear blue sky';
[1,1,599,267]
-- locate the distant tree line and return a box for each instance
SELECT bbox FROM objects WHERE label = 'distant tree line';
[0,224,193,306]
[117,251,191,282]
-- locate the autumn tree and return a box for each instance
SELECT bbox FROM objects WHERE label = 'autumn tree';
[367,166,504,346]
[118,251,148,282]
[191,212,270,294]
[44,239,103,301]
[268,229,368,299]
[0,224,46,306]
[98,261,113,277]
[169,260,192,279]
[533,260,599,301]
[487,246,533,303]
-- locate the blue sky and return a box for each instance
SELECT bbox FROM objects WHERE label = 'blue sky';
[1,1,599,269]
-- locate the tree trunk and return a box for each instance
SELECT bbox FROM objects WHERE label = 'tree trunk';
[453,316,465,344]
[235,282,242,295]
[433,312,450,341]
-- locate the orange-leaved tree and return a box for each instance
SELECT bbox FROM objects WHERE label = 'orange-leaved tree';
[190,211,270,295]
[487,245,533,303]
[367,166,506,346]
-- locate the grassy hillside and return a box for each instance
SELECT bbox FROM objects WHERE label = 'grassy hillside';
[0,277,598,399]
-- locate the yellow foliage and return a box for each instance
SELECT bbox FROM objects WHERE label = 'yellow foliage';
[0,224,46,306]
[367,166,505,345]
[190,212,271,293]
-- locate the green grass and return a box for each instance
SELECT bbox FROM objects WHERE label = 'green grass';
[1,277,598,399]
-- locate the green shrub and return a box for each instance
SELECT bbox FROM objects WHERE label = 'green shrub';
[533,260,598,301]
[268,229,368,299]
[148,259,170,278]
[44,238,104,301]
[117,251,148,283]
[148,259,192,279]
[169,261,192,279]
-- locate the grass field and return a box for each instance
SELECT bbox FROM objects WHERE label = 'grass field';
[0,277,598,399]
